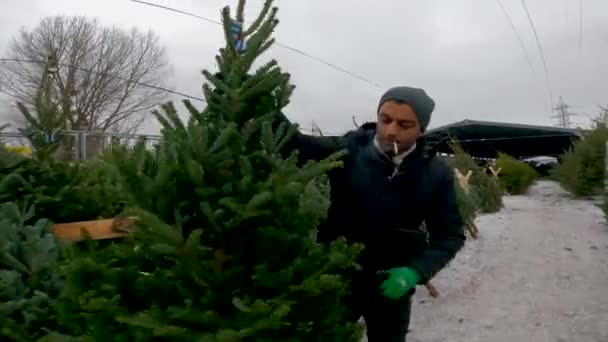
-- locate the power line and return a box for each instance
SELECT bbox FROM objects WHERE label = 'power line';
[520,0,554,108]
[0,58,206,102]
[130,0,221,25]
[494,0,536,73]
[0,57,352,136]
[129,0,383,89]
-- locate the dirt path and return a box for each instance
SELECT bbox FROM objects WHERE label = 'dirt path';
[404,181,608,342]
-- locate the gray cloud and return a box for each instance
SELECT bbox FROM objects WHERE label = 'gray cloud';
[1,0,606,135]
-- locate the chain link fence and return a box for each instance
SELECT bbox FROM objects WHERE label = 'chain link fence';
[0,130,161,161]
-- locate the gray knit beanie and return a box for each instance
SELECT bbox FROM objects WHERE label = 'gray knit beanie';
[377,86,435,132]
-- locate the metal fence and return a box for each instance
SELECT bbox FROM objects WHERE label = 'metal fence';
[0,130,161,161]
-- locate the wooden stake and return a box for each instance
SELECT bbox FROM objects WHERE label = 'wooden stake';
[488,166,502,178]
[425,281,440,298]
[52,217,136,243]
[454,168,473,192]
[466,220,479,239]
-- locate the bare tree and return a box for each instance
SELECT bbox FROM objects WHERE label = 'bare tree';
[0,16,171,134]
[591,105,608,129]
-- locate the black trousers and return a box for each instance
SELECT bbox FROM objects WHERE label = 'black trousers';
[349,273,414,342]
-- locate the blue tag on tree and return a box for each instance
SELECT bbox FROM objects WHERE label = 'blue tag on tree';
[231,20,246,53]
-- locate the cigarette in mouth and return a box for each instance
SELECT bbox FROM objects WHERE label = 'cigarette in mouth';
[393,141,398,155]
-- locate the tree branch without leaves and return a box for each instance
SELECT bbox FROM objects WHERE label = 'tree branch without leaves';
[0,16,171,133]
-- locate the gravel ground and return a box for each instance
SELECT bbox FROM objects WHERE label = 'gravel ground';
[364,181,608,341]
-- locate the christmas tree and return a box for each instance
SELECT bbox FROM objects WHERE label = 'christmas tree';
[15,52,67,161]
[52,0,364,340]
[0,202,63,341]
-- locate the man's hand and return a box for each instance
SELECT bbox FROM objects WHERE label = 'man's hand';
[378,267,421,299]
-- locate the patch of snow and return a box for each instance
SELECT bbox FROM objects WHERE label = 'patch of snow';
[407,181,608,342]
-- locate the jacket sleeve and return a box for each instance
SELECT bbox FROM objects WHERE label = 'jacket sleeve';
[409,159,466,284]
[274,112,346,163]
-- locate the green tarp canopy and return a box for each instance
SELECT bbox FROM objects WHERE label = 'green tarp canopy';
[422,119,583,159]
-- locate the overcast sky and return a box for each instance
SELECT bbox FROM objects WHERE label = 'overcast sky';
[0,0,606,135]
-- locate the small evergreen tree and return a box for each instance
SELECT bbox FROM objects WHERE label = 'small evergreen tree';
[0,202,63,341]
[495,153,538,195]
[16,60,66,162]
[453,180,481,238]
[53,1,363,340]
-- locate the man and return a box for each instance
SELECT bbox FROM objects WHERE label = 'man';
[277,86,465,341]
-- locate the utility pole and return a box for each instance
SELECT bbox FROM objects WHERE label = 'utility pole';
[552,96,577,128]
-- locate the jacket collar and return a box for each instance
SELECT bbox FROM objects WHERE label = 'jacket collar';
[373,136,417,165]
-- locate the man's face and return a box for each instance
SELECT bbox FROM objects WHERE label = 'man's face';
[376,100,422,154]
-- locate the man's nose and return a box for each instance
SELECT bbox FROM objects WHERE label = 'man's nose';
[385,123,400,137]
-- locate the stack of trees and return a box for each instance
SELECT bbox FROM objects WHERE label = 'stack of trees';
[446,143,540,238]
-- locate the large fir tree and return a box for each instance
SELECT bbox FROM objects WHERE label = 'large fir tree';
[52,0,364,340]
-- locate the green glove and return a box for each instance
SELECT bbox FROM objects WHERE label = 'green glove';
[379,267,421,299]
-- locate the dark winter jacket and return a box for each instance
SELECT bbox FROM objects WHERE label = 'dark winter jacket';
[277,115,466,285]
